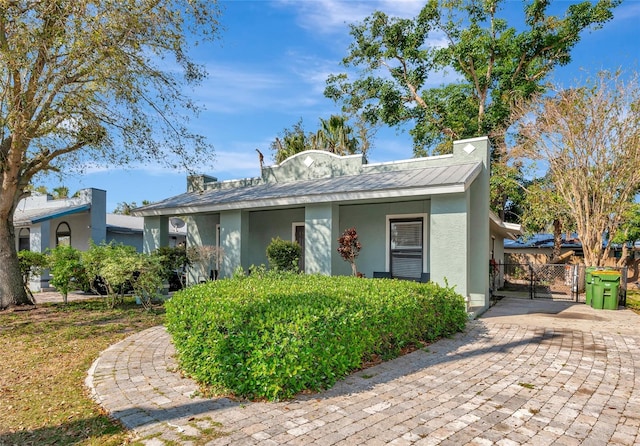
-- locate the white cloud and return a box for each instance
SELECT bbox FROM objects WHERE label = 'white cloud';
[193,64,288,113]
[275,0,424,34]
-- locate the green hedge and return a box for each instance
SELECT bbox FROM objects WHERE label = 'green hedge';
[165,273,467,401]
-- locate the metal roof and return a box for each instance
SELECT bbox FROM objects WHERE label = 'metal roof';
[13,203,91,226]
[135,162,482,216]
[504,233,583,249]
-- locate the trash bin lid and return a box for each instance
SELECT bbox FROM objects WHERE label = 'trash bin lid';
[592,270,621,281]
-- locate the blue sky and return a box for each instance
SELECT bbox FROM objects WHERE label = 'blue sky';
[39,0,640,212]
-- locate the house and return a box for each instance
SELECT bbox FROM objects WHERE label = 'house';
[135,136,513,311]
[504,234,640,284]
[13,188,186,291]
[504,233,583,265]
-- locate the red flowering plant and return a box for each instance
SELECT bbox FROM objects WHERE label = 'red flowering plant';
[337,227,362,276]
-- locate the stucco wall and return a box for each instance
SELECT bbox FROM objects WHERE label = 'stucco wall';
[338,200,430,278]
[48,213,93,251]
[247,208,305,267]
[107,233,143,252]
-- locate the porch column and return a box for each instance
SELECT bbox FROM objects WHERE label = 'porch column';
[29,221,50,291]
[143,216,168,254]
[219,210,249,278]
[305,203,339,275]
[430,193,470,297]
[186,214,219,284]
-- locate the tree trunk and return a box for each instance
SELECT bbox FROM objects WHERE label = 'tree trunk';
[0,215,31,309]
[617,243,629,267]
[551,219,562,263]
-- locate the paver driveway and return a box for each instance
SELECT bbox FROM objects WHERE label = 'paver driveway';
[87,298,640,445]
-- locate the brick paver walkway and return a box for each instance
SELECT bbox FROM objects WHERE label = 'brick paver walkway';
[86,298,640,445]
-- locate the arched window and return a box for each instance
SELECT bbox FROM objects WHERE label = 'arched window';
[56,222,71,246]
[18,228,30,251]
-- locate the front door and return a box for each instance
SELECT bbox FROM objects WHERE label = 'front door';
[294,224,305,272]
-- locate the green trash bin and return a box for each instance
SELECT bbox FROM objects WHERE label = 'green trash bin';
[585,266,597,306]
[592,272,604,309]
[598,270,621,310]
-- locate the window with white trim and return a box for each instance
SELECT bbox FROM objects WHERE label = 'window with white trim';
[389,218,423,280]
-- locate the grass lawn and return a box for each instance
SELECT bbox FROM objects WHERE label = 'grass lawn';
[626,289,640,315]
[0,296,165,446]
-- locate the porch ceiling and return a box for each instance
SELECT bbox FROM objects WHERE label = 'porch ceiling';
[134,161,482,217]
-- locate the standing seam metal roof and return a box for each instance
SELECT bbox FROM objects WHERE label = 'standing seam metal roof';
[136,162,482,215]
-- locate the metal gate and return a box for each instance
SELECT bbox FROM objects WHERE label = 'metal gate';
[491,262,628,305]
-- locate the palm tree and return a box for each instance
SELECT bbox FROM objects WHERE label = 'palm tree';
[316,115,359,156]
[52,186,69,199]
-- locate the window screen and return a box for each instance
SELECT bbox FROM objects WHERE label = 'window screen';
[390,219,423,280]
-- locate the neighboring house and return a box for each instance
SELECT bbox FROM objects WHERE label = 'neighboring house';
[135,136,515,311]
[504,233,583,265]
[13,188,185,291]
[505,234,640,283]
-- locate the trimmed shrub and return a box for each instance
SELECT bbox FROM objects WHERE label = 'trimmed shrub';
[266,237,300,271]
[166,273,467,401]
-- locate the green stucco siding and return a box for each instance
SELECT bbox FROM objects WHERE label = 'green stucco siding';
[143,216,168,254]
[338,200,430,278]
[305,203,338,275]
[247,208,305,267]
[186,214,219,283]
[430,193,469,296]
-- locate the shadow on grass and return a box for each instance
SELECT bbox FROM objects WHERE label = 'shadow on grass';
[0,414,124,446]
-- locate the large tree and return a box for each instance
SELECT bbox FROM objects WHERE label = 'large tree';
[325,0,619,215]
[0,0,220,309]
[515,71,640,267]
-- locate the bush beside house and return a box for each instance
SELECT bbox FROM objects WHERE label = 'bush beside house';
[266,237,301,272]
[166,273,467,401]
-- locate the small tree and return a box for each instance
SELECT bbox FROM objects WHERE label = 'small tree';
[337,228,362,276]
[47,245,85,305]
[83,242,138,308]
[131,255,164,309]
[153,246,190,290]
[266,237,301,272]
[187,245,224,281]
[17,250,48,304]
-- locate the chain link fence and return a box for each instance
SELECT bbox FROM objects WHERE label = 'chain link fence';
[491,262,628,306]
